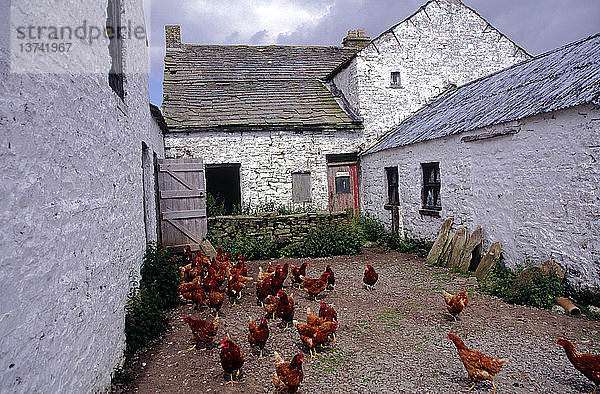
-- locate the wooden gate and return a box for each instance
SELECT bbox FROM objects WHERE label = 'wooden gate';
[157,158,208,253]
[327,162,359,215]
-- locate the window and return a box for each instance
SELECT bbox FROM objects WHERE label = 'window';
[385,167,399,205]
[292,172,312,203]
[107,0,124,100]
[421,162,441,210]
[391,71,401,87]
[335,171,351,194]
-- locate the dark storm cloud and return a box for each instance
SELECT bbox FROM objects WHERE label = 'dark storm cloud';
[147,0,600,106]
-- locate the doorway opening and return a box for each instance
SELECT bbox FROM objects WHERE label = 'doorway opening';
[205,163,241,216]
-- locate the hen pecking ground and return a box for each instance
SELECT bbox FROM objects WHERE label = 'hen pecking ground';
[113,247,600,393]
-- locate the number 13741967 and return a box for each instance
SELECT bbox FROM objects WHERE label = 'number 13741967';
[19,42,72,53]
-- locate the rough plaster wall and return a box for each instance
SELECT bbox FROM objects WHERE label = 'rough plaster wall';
[360,104,600,296]
[145,119,166,243]
[164,130,362,209]
[0,0,162,392]
[333,0,531,144]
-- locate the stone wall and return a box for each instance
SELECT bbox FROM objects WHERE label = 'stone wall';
[360,104,600,298]
[0,0,162,392]
[164,129,362,209]
[208,211,352,247]
[332,0,531,144]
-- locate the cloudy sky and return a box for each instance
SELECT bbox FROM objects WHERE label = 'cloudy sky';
[145,0,600,106]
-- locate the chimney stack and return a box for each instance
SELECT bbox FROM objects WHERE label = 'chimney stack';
[342,29,370,49]
[165,25,181,50]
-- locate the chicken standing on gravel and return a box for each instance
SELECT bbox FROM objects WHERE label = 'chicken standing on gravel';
[363,264,378,290]
[557,337,600,394]
[183,316,219,351]
[220,334,245,385]
[273,351,303,393]
[248,316,270,359]
[442,289,469,322]
[447,333,508,393]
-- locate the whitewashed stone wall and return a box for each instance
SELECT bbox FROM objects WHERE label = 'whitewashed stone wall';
[360,104,600,298]
[333,0,531,144]
[165,129,362,209]
[0,0,162,392]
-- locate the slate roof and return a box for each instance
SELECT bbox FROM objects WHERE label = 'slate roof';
[162,45,361,131]
[363,34,600,155]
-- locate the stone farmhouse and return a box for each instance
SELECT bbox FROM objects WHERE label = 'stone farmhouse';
[361,34,600,299]
[161,0,530,214]
[0,0,164,391]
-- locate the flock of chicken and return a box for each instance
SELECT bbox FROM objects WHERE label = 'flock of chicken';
[176,245,599,393]
[177,245,366,391]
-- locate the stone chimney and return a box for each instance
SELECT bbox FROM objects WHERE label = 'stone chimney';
[342,29,370,49]
[165,25,181,50]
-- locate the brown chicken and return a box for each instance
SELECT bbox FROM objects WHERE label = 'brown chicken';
[178,282,205,309]
[215,246,227,264]
[557,338,600,394]
[447,333,508,393]
[264,294,279,319]
[443,290,470,321]
[183,316,219,350]
[319,301,337,322]
[325,264,335,290]
[290,261,308,288]
[182,244,193,265]
[300,272,329,301]
[271,264,287,294]
[257,269,273,306]
[306,307,324,327]
[248,316,270,358]
[207,281,224,317]
[295,320,337,357]
[230,254,248,277]
[363,264,378,290]
[273,351,304,393]
[276,289,295,328]
[220,334,245,385]
[226,273,253,304]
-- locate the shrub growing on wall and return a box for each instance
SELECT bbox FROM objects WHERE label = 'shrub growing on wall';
[480,261,565,309]
[124,284,169,358]
[140,242,181,309]
[280,222,363,258]
[212,231,278,261]
[123,243,180,360]
[355,214,387,243]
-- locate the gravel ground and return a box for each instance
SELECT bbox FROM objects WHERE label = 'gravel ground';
[113,247,600,393]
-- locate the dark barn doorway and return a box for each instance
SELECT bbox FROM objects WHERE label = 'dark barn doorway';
[205,163,241,215]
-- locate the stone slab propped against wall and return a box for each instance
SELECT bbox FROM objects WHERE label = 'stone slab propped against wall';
[425,217,453,265]
[475,242,503,281]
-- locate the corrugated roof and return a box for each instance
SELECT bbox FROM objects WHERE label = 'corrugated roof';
[363,33,600,155]
[162,45,361,130]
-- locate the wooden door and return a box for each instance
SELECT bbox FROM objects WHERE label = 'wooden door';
[327,163,359,215]
[157,158,207,253]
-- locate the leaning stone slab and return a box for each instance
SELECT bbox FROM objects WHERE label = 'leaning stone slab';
[475,241,503,281]
[458,226,483,272]
[425,217,454,266]
[439,231,455,267]
[448,226,469,269]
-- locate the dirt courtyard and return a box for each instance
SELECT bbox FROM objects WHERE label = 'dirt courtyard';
[114,248,600,393]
